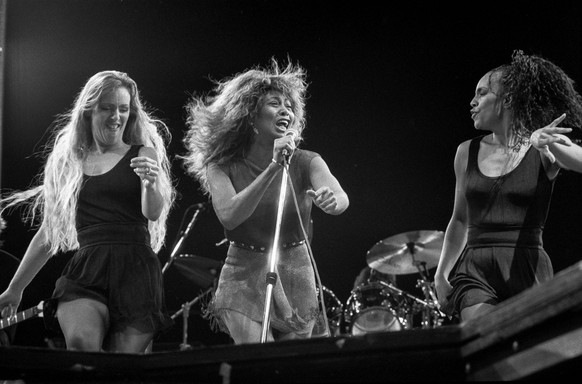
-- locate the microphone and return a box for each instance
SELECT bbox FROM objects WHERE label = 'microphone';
[190,202,210,211]
[284,128,298,139]
[282,128,298,162]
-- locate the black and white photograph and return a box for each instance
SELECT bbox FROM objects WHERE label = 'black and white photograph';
[1,0,581,381]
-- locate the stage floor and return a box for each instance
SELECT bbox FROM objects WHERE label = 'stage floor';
[1,325,465,383]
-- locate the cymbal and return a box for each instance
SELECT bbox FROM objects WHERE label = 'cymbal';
[173,254,223,289]
[366,230,444,275]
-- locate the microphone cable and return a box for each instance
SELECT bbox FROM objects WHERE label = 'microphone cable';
[282,162,331,337]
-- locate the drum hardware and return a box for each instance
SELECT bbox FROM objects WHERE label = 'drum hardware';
[157,203,216,350]
[172,254,223,289]
[162,202,209,274]
[377,280,439,329]
[166,253,223,351]
[344,281,407,335]
[312,285,343,338]
[366,230,444,275]
[361,230,446,331]
[171,286,214,351]
[414,260,445,329]
[377,280,429,308]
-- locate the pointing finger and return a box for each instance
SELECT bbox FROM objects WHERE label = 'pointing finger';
[549,113,566,127]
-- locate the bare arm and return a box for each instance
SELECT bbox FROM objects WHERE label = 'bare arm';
[208,161,283,230]
[546,137,582,173]
[307,156,349,215]
[131,146,164,221]
[530,113,582,173]
[434,141,470,307]
[209,134,300,230]
[0,225,52,315]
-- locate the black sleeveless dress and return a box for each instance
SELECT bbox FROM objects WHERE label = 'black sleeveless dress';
[444,136,555,318]
[52,145,172,334]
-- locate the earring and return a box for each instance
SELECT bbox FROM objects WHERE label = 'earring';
[253,127,259,135]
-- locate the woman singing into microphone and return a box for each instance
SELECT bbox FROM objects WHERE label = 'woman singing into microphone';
[181,59,349,344]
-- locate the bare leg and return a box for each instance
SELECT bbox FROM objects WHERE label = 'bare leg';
[277,320,314,341]
[56,298,109,351]
[222,310,273,344]
[461,303,495,322]
[277,332,311,341]
[107,326,154,353]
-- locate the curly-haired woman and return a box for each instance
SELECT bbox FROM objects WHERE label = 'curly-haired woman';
[435,51,582,322]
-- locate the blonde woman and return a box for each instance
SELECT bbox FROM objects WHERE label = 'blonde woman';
[0,71,175,353]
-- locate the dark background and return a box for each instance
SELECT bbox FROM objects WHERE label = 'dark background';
[1,0,581,349]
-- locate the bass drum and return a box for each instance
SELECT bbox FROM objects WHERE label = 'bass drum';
[312,285,344,338]
[344,282,405,336]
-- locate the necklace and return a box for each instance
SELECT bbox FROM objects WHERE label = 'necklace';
[499,142,530,177]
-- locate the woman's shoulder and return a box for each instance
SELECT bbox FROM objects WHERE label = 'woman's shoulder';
[208,160,234,175]
[457,139,471,153]
[458,134,487,152]
[455,137,479,164]
[295,148,321,162]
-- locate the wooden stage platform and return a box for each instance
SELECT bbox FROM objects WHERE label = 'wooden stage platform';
[1,260,582,383]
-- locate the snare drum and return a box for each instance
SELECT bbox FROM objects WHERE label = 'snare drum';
[312,285,344,337]
[344,282,404,335]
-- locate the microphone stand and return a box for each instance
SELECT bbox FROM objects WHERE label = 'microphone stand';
[260,156,290,343]
[162,204,206,274]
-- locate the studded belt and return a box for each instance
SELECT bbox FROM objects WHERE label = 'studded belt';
[230,239,306,253]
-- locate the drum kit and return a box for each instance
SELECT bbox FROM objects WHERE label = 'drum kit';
[320,230,446,337]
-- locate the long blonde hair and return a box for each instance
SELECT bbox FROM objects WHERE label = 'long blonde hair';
[1,70,175,254]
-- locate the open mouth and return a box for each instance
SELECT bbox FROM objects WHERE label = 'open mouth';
[275,119,290,132]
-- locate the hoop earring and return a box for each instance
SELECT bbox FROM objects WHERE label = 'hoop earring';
[250,121,258,135]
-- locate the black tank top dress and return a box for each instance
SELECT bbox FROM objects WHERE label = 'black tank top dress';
[443,136,555,318]
[52,145,172,334]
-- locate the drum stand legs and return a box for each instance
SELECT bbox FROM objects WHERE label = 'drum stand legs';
[171,286,213,351]
[413,260,443,329]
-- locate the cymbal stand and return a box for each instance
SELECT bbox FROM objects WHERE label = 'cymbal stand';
[179,302,192,351]
[162,204,206,274]
[413,260,443,328]
[378,280,426,330]
[171,286,213,351]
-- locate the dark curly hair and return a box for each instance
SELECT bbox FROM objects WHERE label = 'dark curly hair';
[489,50,582,148]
